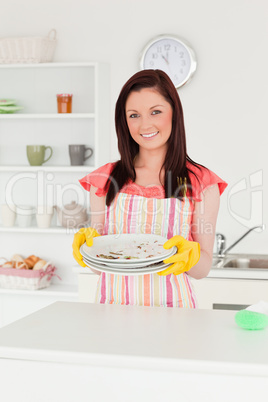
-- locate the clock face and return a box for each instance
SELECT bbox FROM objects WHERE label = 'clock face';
[140,35,197,88]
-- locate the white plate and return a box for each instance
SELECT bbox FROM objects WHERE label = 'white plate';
[81,234,176,264]
[80,249,153,268]
[82,254,164,270]
[80,245,176,266]
[80,245,176,268]
[82,257,171,276]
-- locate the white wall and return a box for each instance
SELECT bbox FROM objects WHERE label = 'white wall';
[1,0,268,259]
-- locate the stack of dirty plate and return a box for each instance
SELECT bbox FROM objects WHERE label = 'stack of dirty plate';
[80,234,176,275]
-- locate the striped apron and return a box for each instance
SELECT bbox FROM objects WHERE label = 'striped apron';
[94,193,197,308]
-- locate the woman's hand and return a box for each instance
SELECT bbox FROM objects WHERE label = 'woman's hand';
[72,227,101,267]
[158,235,200,276]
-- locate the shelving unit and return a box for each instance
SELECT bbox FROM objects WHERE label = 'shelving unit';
[0,165,95,172]
[0,225,70,234]
[0,113,95,119]
[0,60,110,212]
[0,61,110,169]
[0,61,110,324]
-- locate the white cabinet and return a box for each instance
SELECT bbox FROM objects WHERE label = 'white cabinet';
[0,285,78,328]
[75,271,268,310]
[0,62,110,324]
[192,277,268,310]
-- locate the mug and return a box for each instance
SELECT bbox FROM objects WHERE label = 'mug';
[36,205,54,229]
[69,144,93,166]
[27,145,53,166]
[16,205,35,228]
[1,204,16,227]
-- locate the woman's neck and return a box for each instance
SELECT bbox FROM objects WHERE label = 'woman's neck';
[134,148,166,171]
[134,148,166,187]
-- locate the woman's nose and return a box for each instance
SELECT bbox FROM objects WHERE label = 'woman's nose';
[140,115,153,130]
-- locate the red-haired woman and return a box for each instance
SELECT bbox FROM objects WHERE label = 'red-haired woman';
[73,69,227,308]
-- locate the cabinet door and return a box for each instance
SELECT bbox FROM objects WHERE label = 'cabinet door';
[192,277,268,310]
[78,273,99,303]
[1,293,78,328]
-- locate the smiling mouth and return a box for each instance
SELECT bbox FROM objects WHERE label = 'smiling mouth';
[141,131,159,138]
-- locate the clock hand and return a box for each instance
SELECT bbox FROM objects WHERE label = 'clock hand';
[161,54,169,65]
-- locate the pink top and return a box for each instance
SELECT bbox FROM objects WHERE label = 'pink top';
[79,162,227,201]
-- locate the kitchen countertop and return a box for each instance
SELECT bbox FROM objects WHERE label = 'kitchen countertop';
[74,265,268,280]
[208,267,268,280]
[0,302,267,401]
[0,301,267,374]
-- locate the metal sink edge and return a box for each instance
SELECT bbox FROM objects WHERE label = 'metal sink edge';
[212,253,268,270]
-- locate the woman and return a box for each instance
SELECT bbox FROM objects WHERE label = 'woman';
[73,69,227,308]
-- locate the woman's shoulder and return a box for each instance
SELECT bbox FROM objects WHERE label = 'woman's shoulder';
[186,161,227,201]
[79,162,116,196]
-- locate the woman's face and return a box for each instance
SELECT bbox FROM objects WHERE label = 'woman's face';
[125,88,173,152]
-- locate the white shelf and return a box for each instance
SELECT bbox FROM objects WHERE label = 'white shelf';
[0,165,94,172]
[0,225,78,234]
[0,113,95,119]
[0,283,78,298]
[0,61,99,69]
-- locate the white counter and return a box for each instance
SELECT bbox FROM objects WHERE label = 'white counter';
[74,265,268,280]
[0,302,267,402]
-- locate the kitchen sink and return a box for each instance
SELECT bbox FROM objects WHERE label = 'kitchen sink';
[212,254,268,270]
[223,258,268,269]
[212,257,225,268]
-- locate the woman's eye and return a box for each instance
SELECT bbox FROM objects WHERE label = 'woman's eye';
[152,110,161,115]
[129,113,139,118]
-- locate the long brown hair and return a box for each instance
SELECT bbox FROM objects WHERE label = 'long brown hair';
[105,69,202,205]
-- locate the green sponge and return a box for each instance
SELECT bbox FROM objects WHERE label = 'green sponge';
[235,310,268,330]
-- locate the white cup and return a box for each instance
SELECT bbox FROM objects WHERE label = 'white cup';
[36,205,54,228]
[36,205,54,215]
[1,204,16,227]
[16,205,35,228]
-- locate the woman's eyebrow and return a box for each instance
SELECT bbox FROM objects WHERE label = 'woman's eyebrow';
[126,109,138,113]
[126,104,165,113]
[150,104,165,109]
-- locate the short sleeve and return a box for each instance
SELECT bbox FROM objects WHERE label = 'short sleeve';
[187,163,228,202]
[79,162,115,197]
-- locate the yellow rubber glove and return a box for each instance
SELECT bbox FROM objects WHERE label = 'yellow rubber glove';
[72,227,101,267]
[158,235,200,276]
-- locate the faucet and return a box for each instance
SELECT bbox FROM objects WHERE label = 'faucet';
[216,225,265,257]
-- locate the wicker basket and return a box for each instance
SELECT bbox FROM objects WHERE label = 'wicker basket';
[0,263,59,290]
[0,29,57,64]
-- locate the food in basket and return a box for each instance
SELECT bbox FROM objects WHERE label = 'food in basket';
[0,257,59,291]
[33,259,47,270]
[1,254,29,269]
[0,254,47,270]
[12,254,24,263]
[16,261,28,269]
[2,261,13,268]
[24,255,40,268]
[11,254,27,269]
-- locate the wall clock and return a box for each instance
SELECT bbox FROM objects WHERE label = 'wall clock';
[139,34,197,89]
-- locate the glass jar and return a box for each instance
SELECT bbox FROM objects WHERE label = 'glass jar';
[56,93,73,113]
